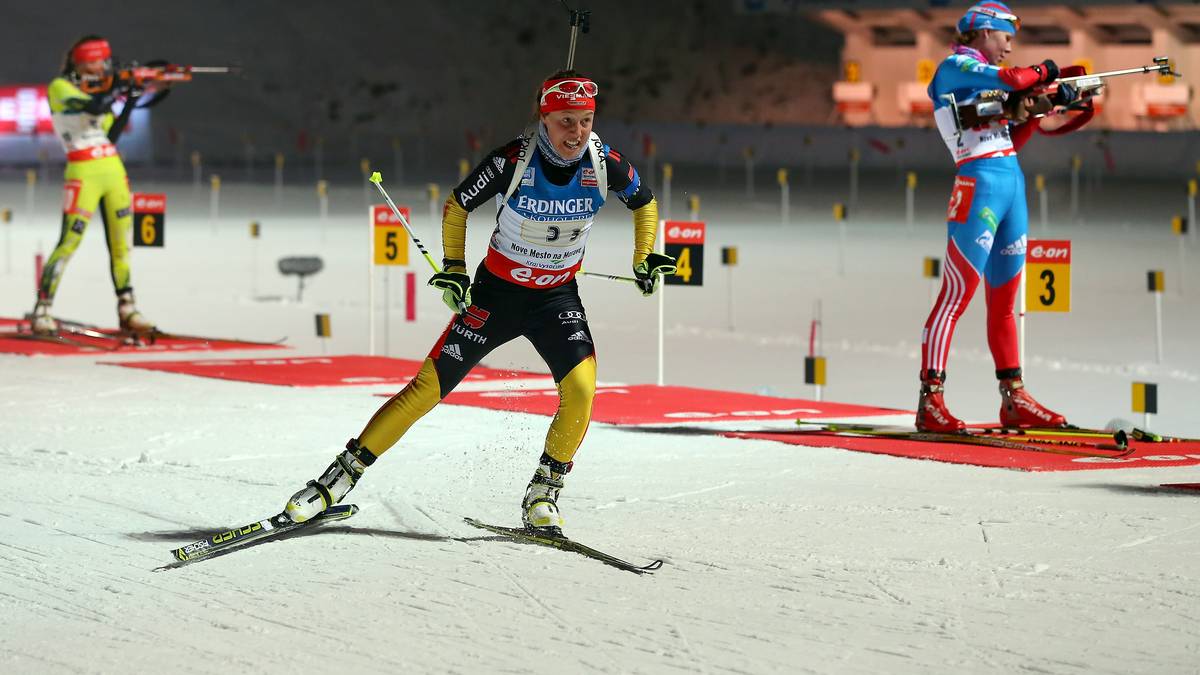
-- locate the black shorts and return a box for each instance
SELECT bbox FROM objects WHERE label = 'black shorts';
[427,264,596,398]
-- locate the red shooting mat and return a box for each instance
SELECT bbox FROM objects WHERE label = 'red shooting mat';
[726,430,1200,472]
[0,317,286,356]
[441,385,902,425]
[105,355,543,387]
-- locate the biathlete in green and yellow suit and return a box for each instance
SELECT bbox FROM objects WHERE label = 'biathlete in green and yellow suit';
[31,36,161,335]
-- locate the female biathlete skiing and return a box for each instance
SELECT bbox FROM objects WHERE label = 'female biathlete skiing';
[282,70,676,535]
[918,2,1092,432]
[30,36,164,335]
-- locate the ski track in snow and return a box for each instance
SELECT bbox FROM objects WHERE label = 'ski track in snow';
[2,182,1200,673]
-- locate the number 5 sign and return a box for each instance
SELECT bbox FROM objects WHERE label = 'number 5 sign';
[1025,239,1071,312]
[372,204,409,265]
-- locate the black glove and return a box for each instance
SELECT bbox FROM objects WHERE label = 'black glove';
[1051,82,1079,107]
[429,270,471,313]
[1031,59,1059,84]
[633,252,677,297]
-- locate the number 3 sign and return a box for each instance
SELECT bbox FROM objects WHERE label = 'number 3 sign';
[1025,239,1071,312]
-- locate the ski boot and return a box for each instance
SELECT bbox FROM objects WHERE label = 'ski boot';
[998,370,1066,428]
[117,289,156,334]
[29,299,58,335]
[284,439,375,523]
[916,370,966,433]
[521,452,571,537]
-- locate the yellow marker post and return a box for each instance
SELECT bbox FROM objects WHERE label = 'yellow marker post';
[923,256,941,278]
[316,179,329,240]
[688,194,700,221]
[209,175,221,233]
[923,256,941,307]
[458,158,469,181]
[834,203,848,277]
[314,136,325,184]
[722,245,738,330]
[1189,179,1198,246]
[1158,60,1177,85]
[843,60,861,84]
[315,313,332,354]
[274,152,285,208]
[250,221,261,296]
[190,150,202,194]
[777,168,790,226]
[916,59,935,85]
[24,169,36,218]
[906,171,918,230]
[805,356,827,401]
[1148,270,1165,363]
[360,158,372,205]
[1132,381,1158,430]
[427,183,440,231]
[662,163,673,221]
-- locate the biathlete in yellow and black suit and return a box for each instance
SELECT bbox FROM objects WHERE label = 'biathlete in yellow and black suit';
[282,70,676,536]
[30,35,164,335]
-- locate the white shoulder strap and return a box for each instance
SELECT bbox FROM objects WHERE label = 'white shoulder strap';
[587,131,607,198]
[501,127,536,206]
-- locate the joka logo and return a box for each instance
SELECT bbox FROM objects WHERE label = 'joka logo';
[581,168,598,187]
[462,305,490,330]
[568,330,592,344]
[558,310,586,322]
[975,230,994,250]
[441,343,463,361]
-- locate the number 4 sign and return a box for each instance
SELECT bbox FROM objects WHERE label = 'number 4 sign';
[1025,239,1071,312]
[663,220,705,286]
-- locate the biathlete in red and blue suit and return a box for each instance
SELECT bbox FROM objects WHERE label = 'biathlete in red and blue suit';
[918,2,1093,432]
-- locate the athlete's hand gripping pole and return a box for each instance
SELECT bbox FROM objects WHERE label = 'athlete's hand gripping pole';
[633,252,678,297]
[369,172,468,313]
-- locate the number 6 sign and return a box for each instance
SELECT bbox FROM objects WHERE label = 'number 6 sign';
[1025,239,1071,312]
[132,193,166,247]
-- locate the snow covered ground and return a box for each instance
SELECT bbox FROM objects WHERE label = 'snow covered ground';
[1,174,1199,674]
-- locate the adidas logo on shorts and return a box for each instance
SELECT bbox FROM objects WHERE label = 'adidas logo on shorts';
[441,343,464,361]
[567,331,591,344]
